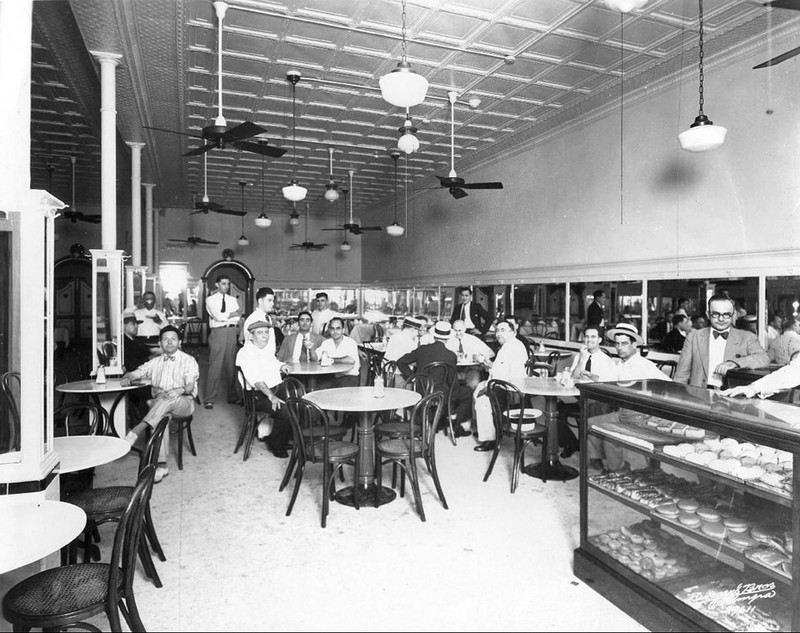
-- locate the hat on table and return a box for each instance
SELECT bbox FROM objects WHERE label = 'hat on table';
[605,322,643,345]
[247,320,271,333]
[433,321,452,339]
[403,316,424,331]
[123,310,142,324]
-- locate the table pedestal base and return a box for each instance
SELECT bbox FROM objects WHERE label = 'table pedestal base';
[334,483,396,507]
[523,458,579,482]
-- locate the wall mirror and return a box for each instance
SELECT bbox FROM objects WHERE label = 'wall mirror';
[90,250,124,376]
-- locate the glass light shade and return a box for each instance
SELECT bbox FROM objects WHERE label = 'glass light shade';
[255,213,272,228]
[237,235,250,246]
[324,185,340,202]
[288,213,300,226]
[340,241,352,252]
[282,179,307,202]
[605,0,648,12]
[379,62,429,108]
[678,115,728,152]
[397,132,420,155]
[385,222,405,237]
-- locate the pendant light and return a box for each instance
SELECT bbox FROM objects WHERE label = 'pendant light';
[255,148,272,228]
[288,202,300,226]
[397,108,420,155]
[605,0,648,12]
[237,181,249,246]
[386,151,405,237]
[678,0,727,152]
[379,0,428,108]
[282,70,307,201]
[324,147,340,202]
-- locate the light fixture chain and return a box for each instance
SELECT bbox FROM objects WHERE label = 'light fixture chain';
[401,0,408,62]
[697,0,705,115]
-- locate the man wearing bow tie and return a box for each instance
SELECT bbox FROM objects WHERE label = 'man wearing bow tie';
[674,294,769,388]
[120,325,199,483]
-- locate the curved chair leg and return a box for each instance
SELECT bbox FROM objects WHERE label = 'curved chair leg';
[242,416,260,462]
[405,458,426,522]
[427,448,448,509]
[279,445,299,491]
[144,502,166,562]
[233,411,251,454]
[286,461,305,517]
[185,419,196,455]
[511,440,523,494]
[122,590,146,632]
[321,460,331,528]
[483,438,502,482]
[176,419,184,471]
[138,534,162,588]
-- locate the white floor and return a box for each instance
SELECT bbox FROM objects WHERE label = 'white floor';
[82,397,647,632]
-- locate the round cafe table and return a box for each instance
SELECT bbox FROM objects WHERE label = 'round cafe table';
[53,435,132,474]
[284,360,350,391]
[0,500,86,574]
[56,378,149,438]
[303,386,421,507]
[509,376,580,482]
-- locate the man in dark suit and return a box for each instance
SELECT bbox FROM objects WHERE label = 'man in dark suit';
[276,310,325,363]
[397,321,472,436]
[450,287,491,338]
[586,289,606,330]
[675,293,770,388]
[661,313,692,354]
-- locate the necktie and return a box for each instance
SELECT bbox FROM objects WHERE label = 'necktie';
[221,294,227,313]
[461,304,466,321]
[458,340,464,354]
[713,330,729,340]
[585,356,592,372]
[300,335,309,361]
[163,355,175,362]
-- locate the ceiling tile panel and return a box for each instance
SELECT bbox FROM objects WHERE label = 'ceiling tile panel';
[475,22,539,50]
[508,0,578,26]
[524,33,587,60]
[559,5,622,39]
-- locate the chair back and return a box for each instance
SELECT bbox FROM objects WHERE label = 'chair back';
[139,416,170,475]
[547,350,562,367]
[407,391,445,454]
[526,361,556,378]
[655,359,677,379]
[1,371,20,452]
[532,321,548,337]
[382,360,398,388]
[404,373,434,397]
[109,463,157,621]
[420,361,457,402]
[280,376,306,399]
[285,398,330,464]
[487,378,532,439]
[373,323,385,340]
[53,401,110,437]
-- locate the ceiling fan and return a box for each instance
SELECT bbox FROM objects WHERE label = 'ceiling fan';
[754,1,800,68]
[143,2,286,159]
[191,150,245,217]
[167,235,220,246]
[55,157,101,224]
[322,170,382,235]
[435,91,503,199]
[290,202,328,250]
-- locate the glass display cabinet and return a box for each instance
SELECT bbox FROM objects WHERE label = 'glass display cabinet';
[575,380,800,631]
[0,190,61,487]
[90,249,124,377]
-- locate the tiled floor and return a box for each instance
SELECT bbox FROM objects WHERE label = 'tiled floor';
[80,390,647,632]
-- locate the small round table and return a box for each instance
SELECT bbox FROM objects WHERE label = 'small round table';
[53,435,132,474]
[510,376,580,481]
[56,379,149,438]
[303,386,421,507]
[0,500,86,574]
[284,361,350,391]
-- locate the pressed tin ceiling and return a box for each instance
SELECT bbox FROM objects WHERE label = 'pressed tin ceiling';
[27,0,800,220]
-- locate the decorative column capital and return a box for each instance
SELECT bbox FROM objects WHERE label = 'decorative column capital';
[126,141,145,150]
[90,51,122,66]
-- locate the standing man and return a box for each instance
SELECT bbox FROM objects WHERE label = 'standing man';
[311,292,336,335]
[446,319,495,390]
[204,274,241,409]
[661,314,693,354]
[586,289,606,331]
[472,318,529,452]
[133,291,167,346]
[236,321,291,458]
[242,287,278,352]
[450,287,491,338]
[674,293,770,389]
[121,325,199,483]
[276,310,324,363]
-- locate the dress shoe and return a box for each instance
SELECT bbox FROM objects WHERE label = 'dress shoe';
[453,426,471,438]
[560,444,580,458]
[204,402,214,410]
[154,465,169,483]
[474,441,496,452]
[271,448,289,458]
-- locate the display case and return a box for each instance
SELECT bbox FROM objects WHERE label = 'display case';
[575,380,800,632]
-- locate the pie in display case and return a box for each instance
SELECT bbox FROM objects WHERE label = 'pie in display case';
[574,380,800,632]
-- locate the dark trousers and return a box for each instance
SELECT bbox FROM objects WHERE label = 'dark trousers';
[557,401,581,450]
[254,395,291,451]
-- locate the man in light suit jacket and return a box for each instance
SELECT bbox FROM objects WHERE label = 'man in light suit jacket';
[276,310,325,363]
[675,294,770,388]
[449,286,492,338]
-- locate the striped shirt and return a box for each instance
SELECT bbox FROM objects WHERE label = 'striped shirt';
[137,350,199,398]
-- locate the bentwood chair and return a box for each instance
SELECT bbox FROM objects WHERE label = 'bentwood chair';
[283,398,360,528]
[55,402,111,501]
[419,361,458,445]
[2,465,156,633]
[67,416,170,588]
[375,391,447,521]
[485,379,546,493]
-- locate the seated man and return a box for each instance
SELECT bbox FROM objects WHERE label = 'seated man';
[236,321,292,459]
[122,309,157,421]
[311,316,360,388]
[277,310,324,363]
[383,315,423,388]
[396,321,472,437]
[660,313,692,354]
[121,325,199,483]
[446,319,495,390]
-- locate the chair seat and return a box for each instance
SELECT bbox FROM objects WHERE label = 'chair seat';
[302,425,347,441]
[375,421,420,437]
[311,441,359,461]
[3,563,115,618]
[505,422,546,435]
[67,486,133,515]
[377,437,423,458]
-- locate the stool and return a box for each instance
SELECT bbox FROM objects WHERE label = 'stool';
[173,414,196,470]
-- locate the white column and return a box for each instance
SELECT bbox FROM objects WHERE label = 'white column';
[126,142,144,267]
[143,183,155,269]
[91,51,122,250]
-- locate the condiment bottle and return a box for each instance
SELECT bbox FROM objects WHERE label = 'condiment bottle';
[96,365,106,385]
[373,374,385,398]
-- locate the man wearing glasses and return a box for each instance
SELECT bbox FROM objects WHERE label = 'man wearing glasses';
[674,294,769,389]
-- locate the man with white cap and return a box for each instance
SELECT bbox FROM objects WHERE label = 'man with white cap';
[382,315,422,390]
[236,320,292,458]
[397,321,472,436]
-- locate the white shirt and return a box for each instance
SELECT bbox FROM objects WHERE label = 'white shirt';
[316,336,360,376]
[446,332,494,360]
[242,308,276,355]
[236,342,284,390]
[311,308,335,335]
[569,349,617,381]
[615,353,671,382]
[743,356,800,397]
[135,349,199,398]
[459,303,475,330]
[489,337,528,382]
[133,306,167,337]
[384,329,418,363]
[707,328,729,388]
[206,292,240,328]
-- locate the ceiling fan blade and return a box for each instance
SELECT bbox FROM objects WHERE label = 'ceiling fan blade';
[764,0,800,10]
[753,45,800,68]
[213,208,247,217]
[190,209,204,215]
[357,226,383,231]
[168,238,191,243]
[450,187,468,200]
[195,200,223,211]
[232,140,287,158]
[321,227,346,232]
[183,144,215,157]
[461,182,504,190]
[436,175,459,188]
[222,121,268,143]
[143,125,203,139]
[194,238,220,245]
[81,215,102,224]
[312,244,328,249]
